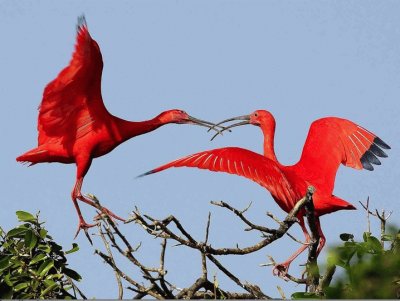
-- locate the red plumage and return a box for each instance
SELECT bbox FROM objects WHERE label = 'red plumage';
[140,110,390,276]
[17,16,220,239]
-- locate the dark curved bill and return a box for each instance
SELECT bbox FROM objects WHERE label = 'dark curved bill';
[207,115,250,132]
[209,115,251,141]
[187,115,226,135]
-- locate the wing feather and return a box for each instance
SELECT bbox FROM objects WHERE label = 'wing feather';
[296,117,390,193]
[140,147,300,209]
[38,16,106,145]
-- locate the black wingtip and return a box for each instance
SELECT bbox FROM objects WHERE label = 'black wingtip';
[374,137,391,150]
[369,143,388,158]
[360,156,374,171]
[360,136,391,171]
[76,14,87,32]
[136,170,156,179]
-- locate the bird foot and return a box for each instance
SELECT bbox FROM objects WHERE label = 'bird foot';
[74,220,97,244]
[81,194,126,222]
[93,206,126,223]
[272,263,290,280]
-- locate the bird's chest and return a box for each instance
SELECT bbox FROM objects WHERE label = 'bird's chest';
[92,140,119,158]
[75,124,124,158]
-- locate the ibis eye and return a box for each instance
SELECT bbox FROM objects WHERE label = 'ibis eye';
[254,113,258,117]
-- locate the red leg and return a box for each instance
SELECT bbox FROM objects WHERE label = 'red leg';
[273,217,326,279]
[71,178,97,241]
[78,194,125,222]
[273,217,310,278]
[71,158,125,242]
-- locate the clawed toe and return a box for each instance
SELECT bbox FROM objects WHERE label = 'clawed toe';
[74,220,96,244]
[93,207,126,222]
[273,263,290,280]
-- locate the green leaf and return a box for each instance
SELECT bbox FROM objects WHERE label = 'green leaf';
[29,253,47,265]
[39,229,48,239]
[37,244,51,253]
[340,233,354,241]
[0,256,11,271]
[4,273,14,286]
[16,211,36,222]
[40,281,58,297]
[65,243,79,254]
[366,236,383,253]
[382,234,393,241]
[43,279,57,287]
[14,282,29,292]
[19,292,34,299]
[64,268,82,281]
[363,231,371,242]
[24,229,38,250]
[291,292,319,299]
[38,259,54,277]
[10,258,24,268]
[7,227,28,238]
[46,273,63,280]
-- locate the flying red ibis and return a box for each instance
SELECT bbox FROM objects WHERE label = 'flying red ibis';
[139,110,390,277]
[16,16,222,239]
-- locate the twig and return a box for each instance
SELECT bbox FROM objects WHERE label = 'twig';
[95,250,164,299]
[207,254,271,299]
[65,276,87,299]
[359,197,372,233]
[136,194,309,257]
[303,186,320,292]
[277,285,286,299]
[359,198,393,248]
[376,209,393,248]
[97,223,123,299]
[205,212,211,244]
[316,264,336,295]
[211,200,277,234]
[261,256,306,284]
[91,190,317,298]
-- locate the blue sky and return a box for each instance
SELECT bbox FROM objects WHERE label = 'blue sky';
[1,1,400,298]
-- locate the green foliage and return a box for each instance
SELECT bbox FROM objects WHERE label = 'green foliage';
[325,227,400,299]
[0,211,82,299]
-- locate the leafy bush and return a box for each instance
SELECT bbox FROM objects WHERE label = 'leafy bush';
[325,228,400,299]
[0,211,83,299]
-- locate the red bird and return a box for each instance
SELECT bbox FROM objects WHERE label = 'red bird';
[16,16,221,238]
[139,110,390,276]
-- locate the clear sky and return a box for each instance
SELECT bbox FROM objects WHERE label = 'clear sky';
[1,0,399,298]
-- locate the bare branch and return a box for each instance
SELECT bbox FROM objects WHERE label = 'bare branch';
[211,200,277,234]
[90,189,322,298]
[303,186,320,291]
[316,264,336,294]
[97,223,123,299]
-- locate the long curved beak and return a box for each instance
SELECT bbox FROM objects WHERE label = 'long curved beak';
[186,115,226,135]
[209,115,251,141]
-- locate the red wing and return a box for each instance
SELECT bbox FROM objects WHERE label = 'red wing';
[140,147,300,209]
[295,117,390,192]
[38,16,105,145]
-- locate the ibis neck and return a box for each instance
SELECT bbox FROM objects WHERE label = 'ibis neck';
[113,115,164,143]
[260,123,278,163]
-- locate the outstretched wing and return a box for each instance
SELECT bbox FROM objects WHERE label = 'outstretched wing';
[296,117,390,192]
[140,147,301,211]
[38,16,106,145]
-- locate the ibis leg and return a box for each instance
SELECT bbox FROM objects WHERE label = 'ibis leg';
[273,218,310,278]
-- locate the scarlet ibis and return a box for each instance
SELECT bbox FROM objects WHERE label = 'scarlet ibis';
[139,110,390,276]
[16,16,222,238]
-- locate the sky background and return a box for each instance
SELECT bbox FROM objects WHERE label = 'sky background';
[1,0,400,298]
